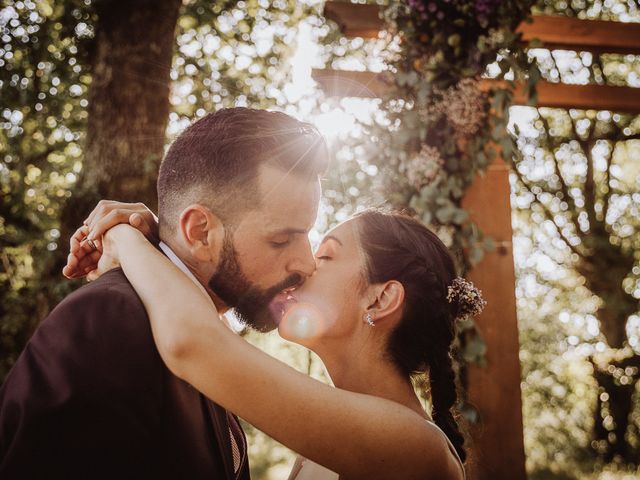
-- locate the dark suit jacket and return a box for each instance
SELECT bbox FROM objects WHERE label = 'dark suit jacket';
[0,268,250,480]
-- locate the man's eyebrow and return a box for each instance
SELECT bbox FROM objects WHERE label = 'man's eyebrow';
[320,235,343,247]
[270,227,309,236]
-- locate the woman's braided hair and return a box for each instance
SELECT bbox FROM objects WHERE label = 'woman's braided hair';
[354,208,485,463]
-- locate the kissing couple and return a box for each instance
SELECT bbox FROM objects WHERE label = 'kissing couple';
[0,108,484,479]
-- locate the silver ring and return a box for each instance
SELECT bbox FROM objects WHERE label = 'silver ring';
[84,238,97,252]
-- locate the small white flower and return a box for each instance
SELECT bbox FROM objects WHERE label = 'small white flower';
[435,225,455,248]
[434,78,487,137]
[402,145,443,189]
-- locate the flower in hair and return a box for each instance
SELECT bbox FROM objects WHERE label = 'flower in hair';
[446,277,487,320]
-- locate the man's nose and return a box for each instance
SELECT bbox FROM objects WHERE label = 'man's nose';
[288,241,316,279]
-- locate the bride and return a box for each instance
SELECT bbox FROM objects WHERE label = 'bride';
[66,205,484,479]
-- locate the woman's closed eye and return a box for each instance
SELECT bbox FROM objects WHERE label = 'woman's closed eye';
[315,247,334,261]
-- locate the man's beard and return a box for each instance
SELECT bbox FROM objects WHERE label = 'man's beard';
[208,230,302,332]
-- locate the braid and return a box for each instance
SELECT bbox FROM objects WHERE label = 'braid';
[429,345,467,463]
[354,209,471,464]
[421,283,467,463]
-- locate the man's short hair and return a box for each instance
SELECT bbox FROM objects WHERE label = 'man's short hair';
[157,107,329,233]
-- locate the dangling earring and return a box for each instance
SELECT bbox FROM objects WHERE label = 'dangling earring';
[364,312,375,326]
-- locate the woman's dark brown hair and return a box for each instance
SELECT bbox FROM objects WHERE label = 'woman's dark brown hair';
[355,209,466,462]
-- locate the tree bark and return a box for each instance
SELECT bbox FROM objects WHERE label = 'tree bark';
[59,0,182,242]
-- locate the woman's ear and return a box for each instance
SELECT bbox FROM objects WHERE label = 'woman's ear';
[365,280,405,324]
[178,205,225,262]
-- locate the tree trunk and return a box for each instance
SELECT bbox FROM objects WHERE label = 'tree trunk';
[56,0,181,267]
[83,0,181,205]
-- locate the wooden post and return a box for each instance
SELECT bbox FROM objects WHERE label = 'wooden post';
[461,156,527,480]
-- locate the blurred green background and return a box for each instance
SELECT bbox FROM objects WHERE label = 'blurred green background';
[1,0,640,478]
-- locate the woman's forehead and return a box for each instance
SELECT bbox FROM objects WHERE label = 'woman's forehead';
[323,218,359,245]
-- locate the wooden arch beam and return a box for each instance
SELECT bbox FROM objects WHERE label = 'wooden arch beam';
[311,69,640,113]
[324,1,640,54]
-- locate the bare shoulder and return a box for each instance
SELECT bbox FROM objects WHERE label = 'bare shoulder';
[383,407,464,480]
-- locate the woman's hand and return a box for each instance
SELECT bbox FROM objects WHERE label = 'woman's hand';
[63,224,104,280]
[85,200,158,243]
[63,201,158,279]
[75,224,145,281]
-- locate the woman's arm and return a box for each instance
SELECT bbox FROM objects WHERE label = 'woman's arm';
[106,225,461,480]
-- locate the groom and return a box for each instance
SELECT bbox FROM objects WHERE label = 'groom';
[0,108,328,479]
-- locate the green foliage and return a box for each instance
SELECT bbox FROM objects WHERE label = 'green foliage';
[511,21,640,457]
[0,0,323,378]
[1,0,90,379]
[515,208,600,475]
[335,1,537,399]
[514,201,640,477]
[170,0,311,119]
[513,0,640,468]
[373,0,535,271]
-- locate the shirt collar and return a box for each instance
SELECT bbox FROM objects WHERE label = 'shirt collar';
[158,241,209,298]
[158,241,236,330]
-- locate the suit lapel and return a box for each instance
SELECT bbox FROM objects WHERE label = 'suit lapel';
[204,396,237,479]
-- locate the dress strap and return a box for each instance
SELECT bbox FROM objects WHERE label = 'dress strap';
[426,420,466,480]
[287,456,304,480]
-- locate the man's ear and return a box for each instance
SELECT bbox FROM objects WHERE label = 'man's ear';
[365,280,405,325]
[178,205,225,262]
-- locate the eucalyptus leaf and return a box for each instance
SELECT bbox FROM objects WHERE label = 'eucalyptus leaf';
[469,246,485,265]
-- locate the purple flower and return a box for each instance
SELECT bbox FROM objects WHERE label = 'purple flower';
[475,0,501,21]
